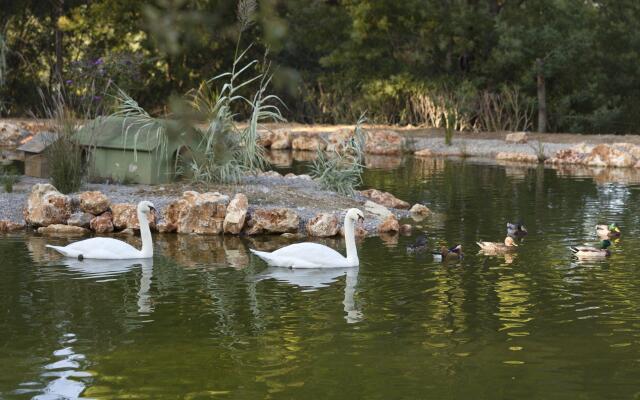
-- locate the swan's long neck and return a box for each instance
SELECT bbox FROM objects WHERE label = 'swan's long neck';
[344,215,359,266]
[138,209,153,258]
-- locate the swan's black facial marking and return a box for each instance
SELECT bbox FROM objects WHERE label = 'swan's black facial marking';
[78,254,84,261]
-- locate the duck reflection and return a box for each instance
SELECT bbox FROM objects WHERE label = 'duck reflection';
[256,267,363,324]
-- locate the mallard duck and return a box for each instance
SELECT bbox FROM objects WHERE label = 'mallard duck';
[406,235,428,253]
[596,224,621,239]
[507,222,528,239]
[432,244,463,261]
[477,236,519,253]
[570,240,612,259]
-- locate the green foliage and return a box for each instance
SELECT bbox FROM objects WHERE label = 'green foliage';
[4,0,640,133]
[310,114,366,196]
[0,166,19,193]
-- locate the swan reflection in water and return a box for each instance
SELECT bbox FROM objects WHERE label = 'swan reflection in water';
[255,267,363,324]
[62,257,154,315]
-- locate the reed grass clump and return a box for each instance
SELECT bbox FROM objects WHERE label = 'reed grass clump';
[310,114,366,196]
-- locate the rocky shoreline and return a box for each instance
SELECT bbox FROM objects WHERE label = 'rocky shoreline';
[0,174,427,238]
[3,120,640,238]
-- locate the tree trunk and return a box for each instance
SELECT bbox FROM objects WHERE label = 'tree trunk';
[536,58,547,133]
[54,0,64,83]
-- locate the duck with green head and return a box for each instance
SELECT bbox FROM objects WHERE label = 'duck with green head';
[432,244,463,261]
[570,239,612,259]
[596,223,621,239]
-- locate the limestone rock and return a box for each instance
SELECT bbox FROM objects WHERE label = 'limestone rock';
[0,121,30,147]
[410,203,431,216]
[176,191,229,235]
[340,225,367,238]
[157,201,183,233]
[359,188,410,209]
[79,191,111,215]
[67,212,93,228]
[378,215,400,233]
[0,220,25,232]
[90,211,114,233]
[112,203,156,230]
[245,208,299,235]
[259,170,283,178]
[505,131,528,144]
[223,193,248,234]
[613,143,640,159]
[414,148,434,157]
[399,224,412,235]
[326,128,353,153]
[495,152,539,163]
[545,149,586,165]
[259,129,292,149]
[364,200,392,219]
[584,144,637,168]
[366,130,404,155]
[23,184,72,227]
[306,212,339,237]
[572,142,595,154]
[291,135,327,151]
[38,224,89,235]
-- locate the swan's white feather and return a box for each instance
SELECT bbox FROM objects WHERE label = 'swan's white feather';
[47,237,143,259]
[251,242,351,268]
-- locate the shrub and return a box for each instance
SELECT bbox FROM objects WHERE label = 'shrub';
[310,114,366,195]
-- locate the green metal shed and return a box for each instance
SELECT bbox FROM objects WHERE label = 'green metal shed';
[76,117,198,184]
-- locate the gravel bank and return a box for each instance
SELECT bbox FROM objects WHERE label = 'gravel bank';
[406,137,572,158]
[0,175,410,233]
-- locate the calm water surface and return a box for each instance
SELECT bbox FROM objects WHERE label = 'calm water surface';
[2,157,640,399]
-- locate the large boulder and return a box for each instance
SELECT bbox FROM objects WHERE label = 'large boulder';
[90,211,114,233]
[291,135,327,151]
[410,203,431,216]
[584,144,637,168]
[505,132,528,144]
[0,220,25,232]
[38,224,89,235]
[306,212,339,237]
[366,130,404,155]
[157,201,183,233]
[67,212,93,228]
[326,128,353,153]
[245,208,299,235]
[23,184,72,227]
[613,143,640,159]
[378,215,400,233]
[414,148,434,157]
[364,200,392,219]
[223,193,249,234]
[178,191,229,234]
[266,129,293,150]
[112,203,157,230]
[79,191,111,215]
[545,149,586,165]
[0,121,30,147]
[359,188,410,209]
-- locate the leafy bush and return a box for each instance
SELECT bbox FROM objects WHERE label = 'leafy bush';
[310,114,366,195]
[0,166,19,192]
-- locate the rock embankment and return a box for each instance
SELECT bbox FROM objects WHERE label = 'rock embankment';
[1,179,429,239]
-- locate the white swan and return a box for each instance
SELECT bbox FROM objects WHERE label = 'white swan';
[46,201,156,259]
[250,208,364,268]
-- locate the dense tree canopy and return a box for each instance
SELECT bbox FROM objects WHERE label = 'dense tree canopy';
[1,0,640,133]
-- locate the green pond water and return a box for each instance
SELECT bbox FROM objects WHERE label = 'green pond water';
[2,157,640,399]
